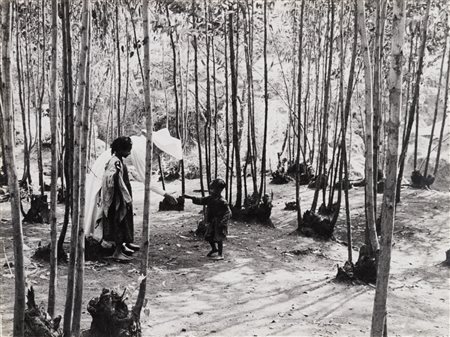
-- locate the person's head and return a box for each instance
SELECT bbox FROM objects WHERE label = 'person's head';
[111,136,133,158]
[209,178,226,196]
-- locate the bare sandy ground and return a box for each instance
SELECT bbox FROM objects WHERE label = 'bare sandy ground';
[0,178,449,337]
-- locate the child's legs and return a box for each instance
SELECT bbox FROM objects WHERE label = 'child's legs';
[209,241,217,251]
[217,241,223,255]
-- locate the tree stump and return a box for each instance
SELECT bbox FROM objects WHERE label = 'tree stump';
[270,170,292,184]
[284,201,297,211]
[411,170,435,188]
[158,195,184,211]
[24,287,62,337]
[86,288,140,337]
[353,245,377,284]
[22,194,50,223]
[298,210,334,239]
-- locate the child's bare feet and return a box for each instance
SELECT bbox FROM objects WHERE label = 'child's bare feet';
[207,249,218,257]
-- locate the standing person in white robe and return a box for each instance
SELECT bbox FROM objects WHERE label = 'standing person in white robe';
[85,133,177,261]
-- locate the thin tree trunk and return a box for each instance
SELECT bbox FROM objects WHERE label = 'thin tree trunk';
[229,7,242,208]
[72,6,91,336]
[193,0,205,196]
[357,0,379,254]
[259,0,269,201]
[47,0,59,317]
[396,0,431,203]
[343,3,358,263]
[311,0,333,213]
[58,0,74,255]
[64,0,90,333]
[212,35,218,180]
[224,14,230,201]
[15,12,31,186]
[423,37,447,177]
[115,1,121,136]
[133,0,153,320]
[371,0,405,335]
[165,4,184,194]
[37,0,46,196]
[1,2,26,335]
[434,39,450,177]
[295,0,305,227]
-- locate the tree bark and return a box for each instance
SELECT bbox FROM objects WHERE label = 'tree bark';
[224,14,230,201]
[115,1,121,137]
[229,8,242,208]
[47,0,59,318]
[193,0,205,197]
[356,0,379,254]
[434,37,450,177]
[260,0,269,199]
[64,0,90,334]
[396,0,431,203]
[295,0,305,227]
[133,0,153,319]
[1,3,26,336]
[423,36,447,177]
[72,5,91,336]
[371,0,405,335]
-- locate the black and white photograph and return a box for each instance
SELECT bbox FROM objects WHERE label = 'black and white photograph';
[0,0,449,336]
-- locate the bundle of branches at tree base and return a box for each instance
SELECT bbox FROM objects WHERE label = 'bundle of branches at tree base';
[284,200,297,211]
[159,165,180,182]
[333,180,353,190]
[297,210,334,239]
[410,170,435,188]
[32,242,68,263]
[318,202,338,217]
[287,162,314,184]
[335,261,357,284]
[270,170,292,184]
[307,174,328,189]
[232,193,274,226]
[158,195,185,211]
[21,194,50,224]
[24,287,62,337]
[86,288,140,337]
[353,245,377,284]
[85,237,115,262]
[184,163,200,180]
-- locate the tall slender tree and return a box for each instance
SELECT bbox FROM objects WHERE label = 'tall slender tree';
[63,0,90,334]
[47,0,59,318]
[133,0,153,320]
[371,0,405,335]
[423,26,448,178]
[356,0,379,254]
[396,0,431,202]
[434,38,450,177]
[229,6,242,209]
[295,0,305,227]
[1,2,26,336]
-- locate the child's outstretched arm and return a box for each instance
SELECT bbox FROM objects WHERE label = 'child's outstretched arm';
[183,194,209,205]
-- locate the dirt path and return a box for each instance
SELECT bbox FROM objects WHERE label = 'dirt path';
[0,180,449,336]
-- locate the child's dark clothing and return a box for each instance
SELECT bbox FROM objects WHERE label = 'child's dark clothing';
[192,195,231,242]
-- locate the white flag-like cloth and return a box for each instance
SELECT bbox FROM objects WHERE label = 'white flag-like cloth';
[84,129,183,237]
[153,128,183,160]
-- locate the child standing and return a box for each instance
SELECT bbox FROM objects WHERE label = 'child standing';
[184,178,231,260]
